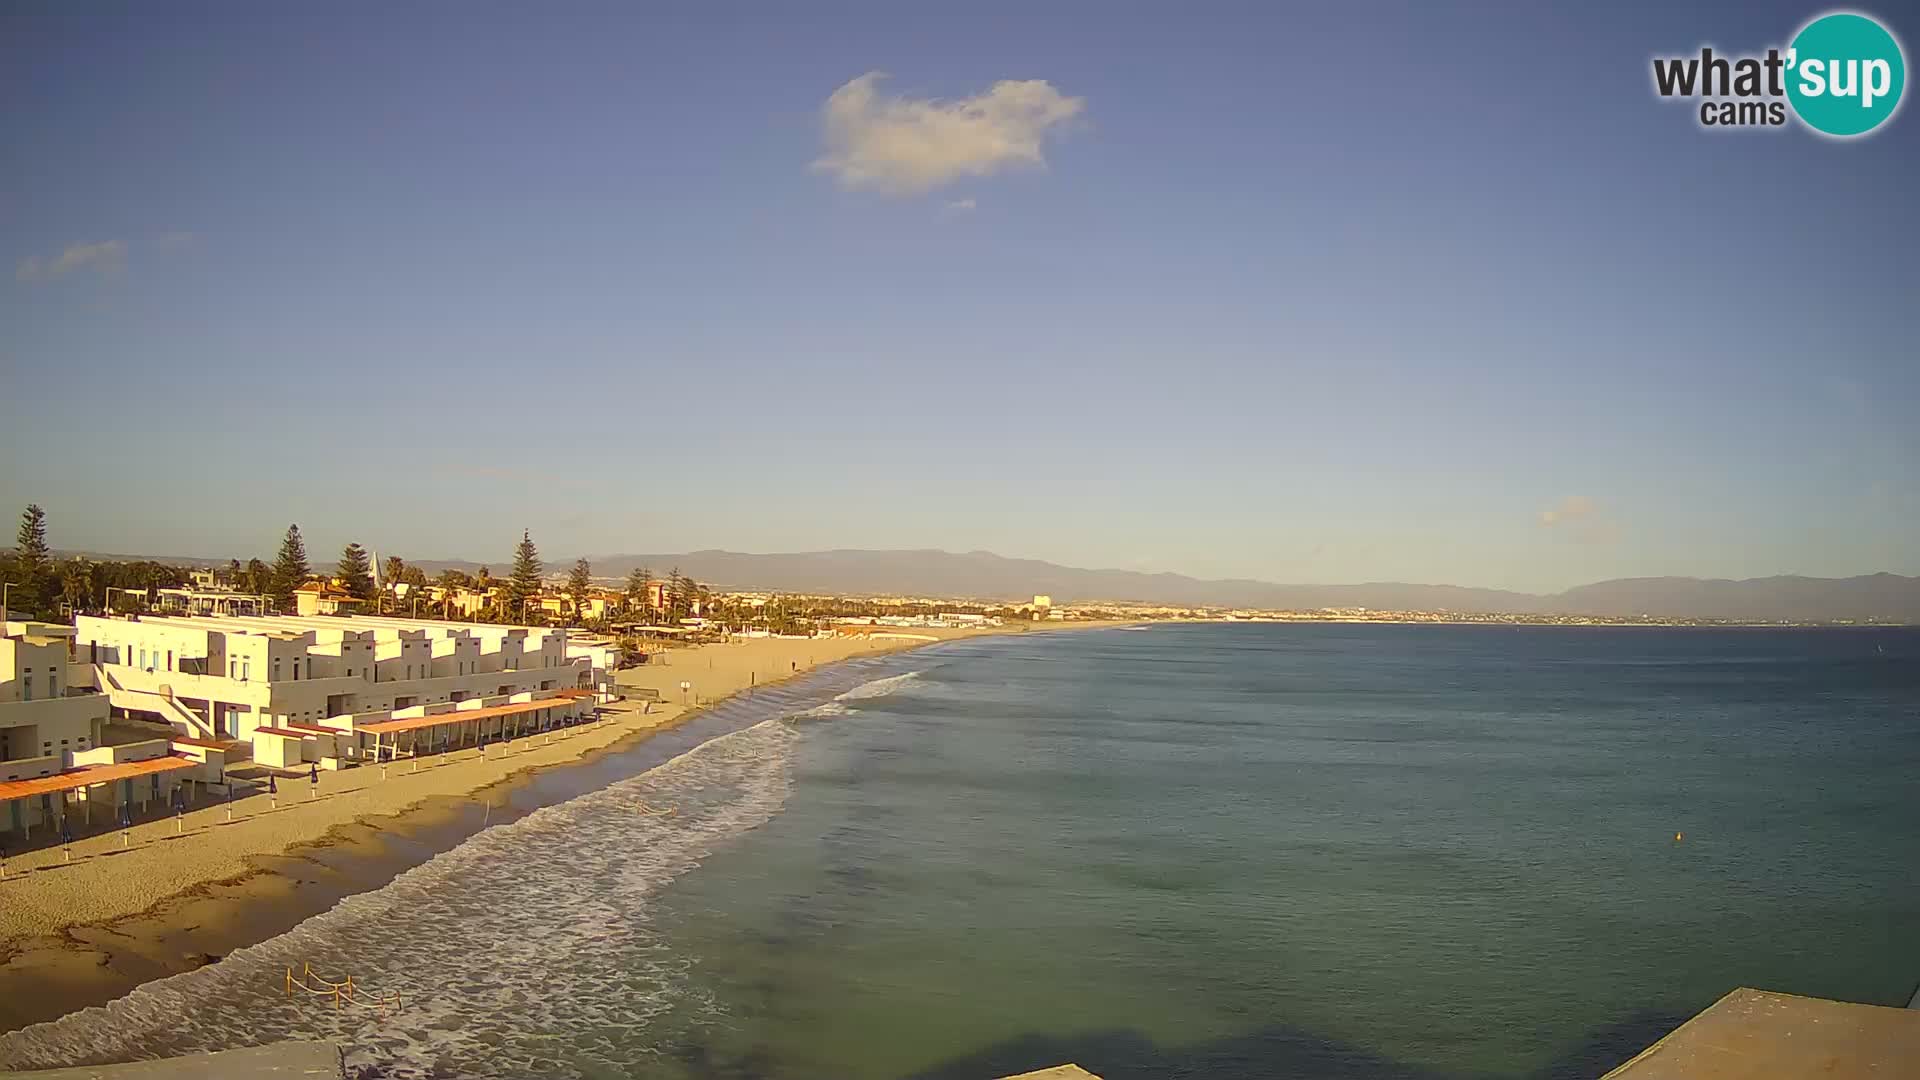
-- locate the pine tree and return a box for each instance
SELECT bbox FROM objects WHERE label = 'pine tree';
[13,504,52,617]
[666,567,690,620]
[567,557,593,624]
[507,531,542,623]
[270,524,310,613]
[338,543,376,601]
[625,566,654,617]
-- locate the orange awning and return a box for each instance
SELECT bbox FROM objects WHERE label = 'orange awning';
[0,755,199,802]
[358,696,580,736]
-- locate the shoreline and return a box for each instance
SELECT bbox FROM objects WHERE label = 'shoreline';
[0,621,1127,1035]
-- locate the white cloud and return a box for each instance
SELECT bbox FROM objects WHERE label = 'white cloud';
[1537,495,1621,544]
[16,239,125,282]
[155,230,196,249]
[943,198,977,212]
[1537,495,1596,528]
[813,72,1083,196]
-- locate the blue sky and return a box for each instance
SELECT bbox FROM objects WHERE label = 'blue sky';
[3,1,1916,593]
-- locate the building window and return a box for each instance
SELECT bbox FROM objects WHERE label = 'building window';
[229,660,237,678]
[21,676,32,702]
[49,672,58,696]
[242,660,251,681]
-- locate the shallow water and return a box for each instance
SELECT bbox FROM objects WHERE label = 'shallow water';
[4,625,1916,1079]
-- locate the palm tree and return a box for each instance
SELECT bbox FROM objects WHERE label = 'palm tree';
[59,559,94,616]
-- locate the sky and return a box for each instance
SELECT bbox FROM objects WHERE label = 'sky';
[2,1,1917,594]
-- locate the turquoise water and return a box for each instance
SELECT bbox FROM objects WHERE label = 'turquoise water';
[646,625,1920,1079]
[3,624,1915,1079]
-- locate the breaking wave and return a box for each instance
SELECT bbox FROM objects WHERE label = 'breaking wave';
[0,656,938,1078]
[834,670,922,701]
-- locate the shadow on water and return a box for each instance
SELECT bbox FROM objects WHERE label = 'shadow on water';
[878,1007,1690,1080]
[628,1005,1690,1080]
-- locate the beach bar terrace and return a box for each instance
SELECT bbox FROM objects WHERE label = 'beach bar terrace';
[350,691,594,764]
[0,750,201,835]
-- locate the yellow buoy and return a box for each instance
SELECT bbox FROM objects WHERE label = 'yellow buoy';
[1674,831,1684,843]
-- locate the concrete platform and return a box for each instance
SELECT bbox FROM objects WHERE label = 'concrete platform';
[0,1041,342,1079]
[1603,987,1920,1079]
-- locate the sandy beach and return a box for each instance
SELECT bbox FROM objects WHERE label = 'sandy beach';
[0,622,1110,1033]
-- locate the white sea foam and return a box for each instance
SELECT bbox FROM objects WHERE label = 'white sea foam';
[833,670,921,701]
[0,718,802,1078]
[795,670,923,720]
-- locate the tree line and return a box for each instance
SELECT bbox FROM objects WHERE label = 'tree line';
[1,505,710,632]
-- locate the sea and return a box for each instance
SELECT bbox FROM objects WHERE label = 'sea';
[2,623,1916,1080]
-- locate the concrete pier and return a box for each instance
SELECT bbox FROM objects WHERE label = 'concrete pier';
[1603,987,1920,1079]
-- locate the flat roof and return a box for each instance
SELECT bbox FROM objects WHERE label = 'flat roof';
[0,754,198,802]
[252,727,310,738]
[170,736,238,750]
[358,696,581,736]
[1603,988,1920,1079]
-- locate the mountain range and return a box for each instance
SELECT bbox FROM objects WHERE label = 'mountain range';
[41,547,1920,622]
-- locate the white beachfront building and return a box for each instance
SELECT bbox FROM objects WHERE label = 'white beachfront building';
[73,613,597,769]
[3,620,222,837]
[2,620,110,775]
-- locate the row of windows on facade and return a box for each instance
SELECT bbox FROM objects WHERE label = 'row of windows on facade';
[15,670,58,700]
[0,735,89,770]
[128,651,555,681]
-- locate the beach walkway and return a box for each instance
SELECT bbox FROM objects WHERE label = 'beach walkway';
[1602,987,1920,1079]
[0,1041,342,1079]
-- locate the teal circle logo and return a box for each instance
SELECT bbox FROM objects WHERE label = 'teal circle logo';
[1786,12,1906,136]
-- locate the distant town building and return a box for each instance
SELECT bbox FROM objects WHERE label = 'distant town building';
[153,587,271,618]
[294,582,365,617]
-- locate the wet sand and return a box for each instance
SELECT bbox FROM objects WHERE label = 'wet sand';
[0,623,1110,1034]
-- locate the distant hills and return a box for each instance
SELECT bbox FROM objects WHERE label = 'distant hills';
[42,546,1920,622]
[523,550,1920,623]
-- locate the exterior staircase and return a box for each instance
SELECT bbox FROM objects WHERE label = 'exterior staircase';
[93,664,221,742]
